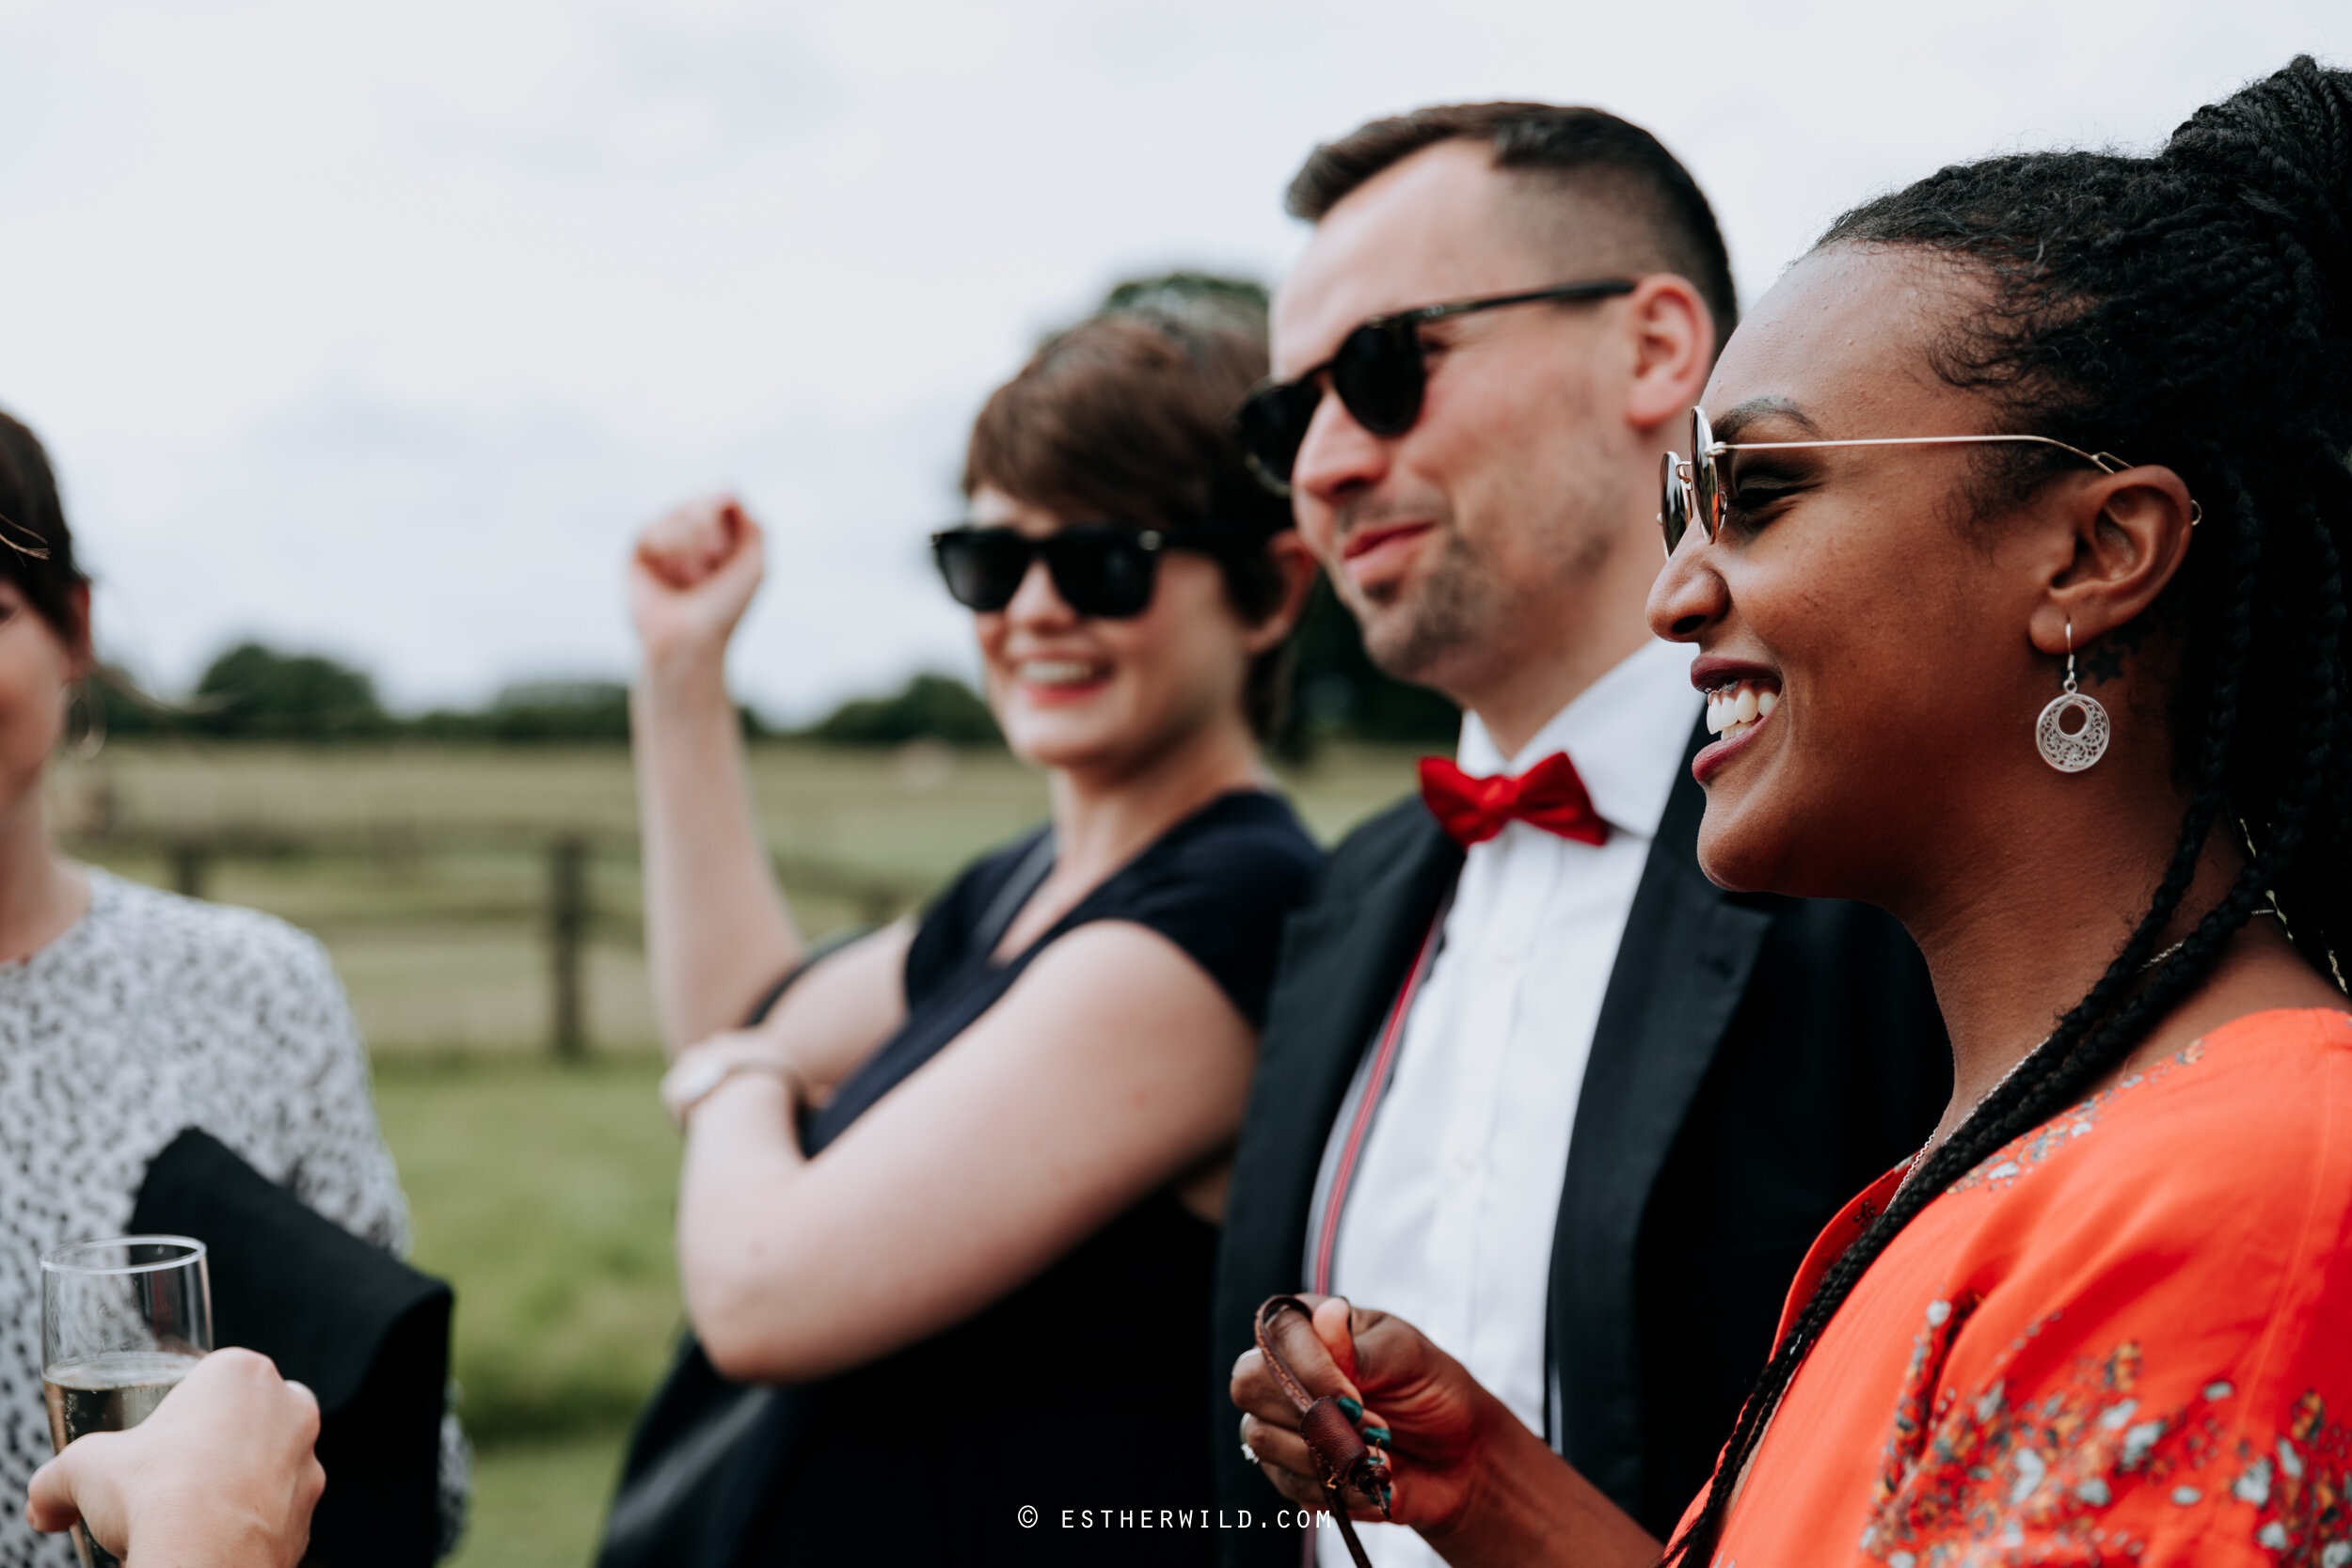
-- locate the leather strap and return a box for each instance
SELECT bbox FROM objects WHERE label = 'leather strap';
[1308,891,1451,1295]
[1255,1296,1391,1568]
[970,830,1057,957]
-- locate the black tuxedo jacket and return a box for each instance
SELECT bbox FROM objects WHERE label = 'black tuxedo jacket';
[1212,722,1949,1556]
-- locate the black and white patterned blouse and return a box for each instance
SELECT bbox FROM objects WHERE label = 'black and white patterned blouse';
[0,869,443,1566]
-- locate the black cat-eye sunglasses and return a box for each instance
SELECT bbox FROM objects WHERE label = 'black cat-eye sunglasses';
[930,522,1248,621]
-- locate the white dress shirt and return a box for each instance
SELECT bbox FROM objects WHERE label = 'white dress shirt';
[1313,636,1697,1568]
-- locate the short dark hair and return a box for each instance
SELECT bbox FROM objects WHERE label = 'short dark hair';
[0,412,90,654]
[961,309,1296,739]
[1287,102,1738,338]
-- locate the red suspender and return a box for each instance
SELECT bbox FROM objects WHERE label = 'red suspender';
[1295,904,1446,1568]
[1309,905,1448,1296]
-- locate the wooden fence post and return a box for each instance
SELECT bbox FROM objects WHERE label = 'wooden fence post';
[548,835,588,1060]
[170,841,208,901]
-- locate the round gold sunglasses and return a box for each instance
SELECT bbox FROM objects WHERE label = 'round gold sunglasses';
[1659,406,2195,557]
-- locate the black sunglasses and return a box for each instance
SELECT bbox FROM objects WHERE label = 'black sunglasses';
[1232,278,1639,495]
[930,522,1243,620]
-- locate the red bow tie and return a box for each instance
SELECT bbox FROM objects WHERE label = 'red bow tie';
[1419,753,1609,848]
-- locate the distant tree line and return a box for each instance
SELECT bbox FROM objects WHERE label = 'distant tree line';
[92,609,1454,752]
[87,271,1459,754]
[97,645,681,745]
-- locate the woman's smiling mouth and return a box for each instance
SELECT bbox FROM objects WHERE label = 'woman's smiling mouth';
[1011,657,1112,704]
[1704,678,1781,739]
[1689,660,1785,784]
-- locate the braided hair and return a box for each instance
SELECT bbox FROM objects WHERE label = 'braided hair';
[1665,55,2352,1567]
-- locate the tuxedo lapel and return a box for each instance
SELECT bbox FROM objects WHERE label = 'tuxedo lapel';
[1546,718,1772,1510]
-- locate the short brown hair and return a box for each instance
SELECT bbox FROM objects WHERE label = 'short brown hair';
[1289,102,1738,338]
[962,311,1295,738]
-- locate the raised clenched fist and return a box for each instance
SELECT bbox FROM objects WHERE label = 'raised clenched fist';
[629,493,769,669]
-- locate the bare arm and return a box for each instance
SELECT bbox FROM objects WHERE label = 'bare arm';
[745,918,915,1098]
[629,495,802,1050]
[26,1349,325,1568]
[1233,1297,1660,1568]
[677,920,1255,1383]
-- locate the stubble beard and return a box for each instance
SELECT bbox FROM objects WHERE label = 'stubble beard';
[1345,522,1504,691]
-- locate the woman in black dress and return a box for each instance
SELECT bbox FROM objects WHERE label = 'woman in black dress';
[626,307,1321,1562]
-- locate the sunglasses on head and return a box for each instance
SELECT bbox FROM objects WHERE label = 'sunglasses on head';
[1657,405,2197,556]
[930,521,1244,620]
[1232,278,1640,496]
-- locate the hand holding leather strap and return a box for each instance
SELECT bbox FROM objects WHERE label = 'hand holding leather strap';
[1254,1296,1391,1568]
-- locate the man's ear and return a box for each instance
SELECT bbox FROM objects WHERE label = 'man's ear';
[1622,274,1713,433]
[1244,533,1321,656]
[2027,466,2199,657]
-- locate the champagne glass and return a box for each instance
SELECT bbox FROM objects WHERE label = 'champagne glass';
[40,1236,213,1568]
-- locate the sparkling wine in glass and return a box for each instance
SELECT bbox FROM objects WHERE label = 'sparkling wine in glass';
[40,1236,212,1568]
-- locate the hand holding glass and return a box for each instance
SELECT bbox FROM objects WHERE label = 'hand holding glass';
[40,1236,212,1568]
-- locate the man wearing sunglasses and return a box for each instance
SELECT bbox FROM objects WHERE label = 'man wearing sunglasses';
[1210,104,1951,1567]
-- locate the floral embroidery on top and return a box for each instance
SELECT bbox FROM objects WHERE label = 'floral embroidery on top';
[1855,1330,2352,1566]
[1860,1335,2229,1564]
[1877,1293,1983,1507]
[1715,1012,2352,1568]
[1947,1042,2207,1196]
[2240,1391,2352,1563]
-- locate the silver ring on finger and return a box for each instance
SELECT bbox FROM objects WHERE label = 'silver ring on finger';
[1240,1441,1259,1465]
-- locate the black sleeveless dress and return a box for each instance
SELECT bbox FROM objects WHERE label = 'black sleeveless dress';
[727,790,1319,1566]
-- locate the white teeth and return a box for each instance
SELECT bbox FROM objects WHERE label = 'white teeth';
[1018,660,1103,685]
[1704,680,1780,737]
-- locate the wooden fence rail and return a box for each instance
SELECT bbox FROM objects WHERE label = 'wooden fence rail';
[62,828,928,1057]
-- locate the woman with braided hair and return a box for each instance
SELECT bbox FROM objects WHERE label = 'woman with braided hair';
[1233,55,2352,1568]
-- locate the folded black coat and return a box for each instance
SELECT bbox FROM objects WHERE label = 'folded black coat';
[130,1127,453,1568]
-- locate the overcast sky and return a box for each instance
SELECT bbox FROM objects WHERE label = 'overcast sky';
[0,0,2344,719]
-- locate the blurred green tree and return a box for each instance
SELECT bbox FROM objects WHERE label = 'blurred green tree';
[191,642,391,739]
[413,680,633,744]
[415,680,768,744]
[1280,578,1459,750]
[807,673,1001,747]
[1097,271,1269,339]
[91,666,171,738]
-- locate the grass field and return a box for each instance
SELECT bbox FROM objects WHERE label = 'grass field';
[373,1055,674,1567]
[50,738,1424,1567]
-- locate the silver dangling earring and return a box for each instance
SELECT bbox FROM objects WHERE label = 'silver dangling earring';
[2036,619,2108,772]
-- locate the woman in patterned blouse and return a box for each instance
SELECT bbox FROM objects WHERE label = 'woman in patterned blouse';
[1232,56,2352,1568]
[0,411,450,1566]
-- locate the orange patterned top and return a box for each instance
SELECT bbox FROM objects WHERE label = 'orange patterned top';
[1687,1007,2352,1568]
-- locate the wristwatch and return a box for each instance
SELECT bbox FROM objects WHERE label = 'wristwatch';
[661,1049,801,1130]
